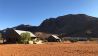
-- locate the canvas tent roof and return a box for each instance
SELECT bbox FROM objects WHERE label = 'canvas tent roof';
[51,35,60,39]
[14,30,36,37]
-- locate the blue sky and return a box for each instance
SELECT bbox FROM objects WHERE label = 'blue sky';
[0,0,98,30]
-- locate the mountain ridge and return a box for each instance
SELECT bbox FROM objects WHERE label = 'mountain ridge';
[1,14,98,37]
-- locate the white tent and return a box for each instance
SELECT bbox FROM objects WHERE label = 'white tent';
[15,30,36,37]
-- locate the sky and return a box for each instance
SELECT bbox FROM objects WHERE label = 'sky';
[0,0,98,30]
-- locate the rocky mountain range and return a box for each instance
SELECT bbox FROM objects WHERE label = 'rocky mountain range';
[1,14,98,37]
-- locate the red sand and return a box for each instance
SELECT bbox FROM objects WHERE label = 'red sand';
[0,43,98,56]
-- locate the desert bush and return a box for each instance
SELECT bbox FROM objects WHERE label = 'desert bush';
[18,32,31,44]
[69,39,78,43]
[0,33,3,44]
[0,33,3,40]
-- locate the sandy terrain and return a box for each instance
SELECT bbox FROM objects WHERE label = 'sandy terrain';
[0,43,98,56]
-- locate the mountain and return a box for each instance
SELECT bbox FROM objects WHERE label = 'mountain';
[39,14,98,36]
[1,14,98,37]
[13,24,39,32]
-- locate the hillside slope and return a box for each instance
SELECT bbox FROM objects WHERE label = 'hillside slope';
[1,14,98,37]
[39,14,98,37]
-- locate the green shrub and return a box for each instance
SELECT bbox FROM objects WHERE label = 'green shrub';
[0,33,3,40]
[18,32,31,44]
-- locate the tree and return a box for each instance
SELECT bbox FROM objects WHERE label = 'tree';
[0,33,3,44]
[19,32,31,44]
[0,33,2,40]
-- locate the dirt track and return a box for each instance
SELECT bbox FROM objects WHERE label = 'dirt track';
[0,43,98,56]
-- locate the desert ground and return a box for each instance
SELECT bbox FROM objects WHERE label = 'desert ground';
[0,42,98,56]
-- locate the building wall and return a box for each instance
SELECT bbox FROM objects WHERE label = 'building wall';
[62,37,88,41]
[5,29,21,43]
